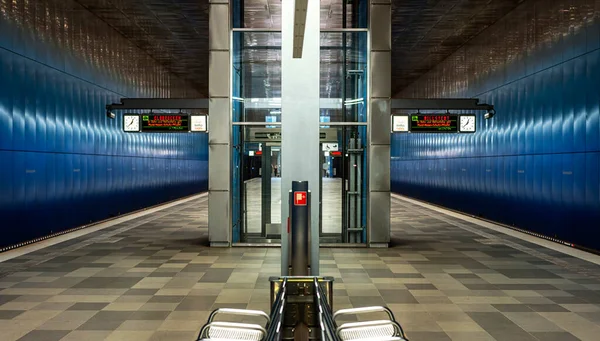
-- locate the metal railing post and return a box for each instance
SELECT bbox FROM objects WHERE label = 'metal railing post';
[290,181,310,276]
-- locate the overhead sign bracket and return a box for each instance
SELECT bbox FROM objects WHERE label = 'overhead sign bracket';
[391,98,494,111]
[106,98,209,111]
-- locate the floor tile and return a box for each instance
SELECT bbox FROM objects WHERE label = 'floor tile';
[1,194,600,340]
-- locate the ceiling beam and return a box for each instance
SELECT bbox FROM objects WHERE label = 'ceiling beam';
[391,98,494,111]
[106,98,208,110]
[293,0,309,58]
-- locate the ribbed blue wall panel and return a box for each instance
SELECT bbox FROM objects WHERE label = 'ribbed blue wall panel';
[0,0,208,249]
[393,0,600,251]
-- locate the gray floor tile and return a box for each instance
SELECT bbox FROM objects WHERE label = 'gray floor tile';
[68,303,109,311]
[526,304,570,313]
[198,269,233,283]
[17,330,69,341]
[493,304,534,312]
[379,290,418,304]
[0,310,24,319]
[405,331,451,341]
[176,297,218,311]
[1,194,600,340]
[128,311,171,320]
[529,332,581,341]
[77,319,125,331]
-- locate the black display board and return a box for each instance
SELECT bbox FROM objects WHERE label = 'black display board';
[409,114,458,133]
[141,114,189,132]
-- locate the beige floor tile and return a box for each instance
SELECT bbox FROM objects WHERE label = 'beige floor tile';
[46,295,119,303]
[166,311,210,321]
[139,302,179,311]
[50,310,97,322]
[190,256,219,264]
[13,310,62,321]
[540,312,600,341]
[38,318,87,330]
[0,302,41,310]
[504,312,564,332]
[1,288,65,295]
[158,319,201,331]
[155,288,192,296]
[449,296,520,304]
[560,304,600,312]
[2,329,32,341]
[456,304,498,312]
[445,331,496,341]
[113,295,152,303]
[105,330,154,341]
[117,320,162,331]
[60,330,113,341]
[437,320,485,332]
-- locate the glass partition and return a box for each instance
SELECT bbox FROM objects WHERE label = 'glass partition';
[232,0,368,29]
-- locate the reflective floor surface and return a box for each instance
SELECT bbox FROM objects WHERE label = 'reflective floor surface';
[1,194,600,340]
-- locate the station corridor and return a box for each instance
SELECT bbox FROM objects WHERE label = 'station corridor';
[1,195,600,341]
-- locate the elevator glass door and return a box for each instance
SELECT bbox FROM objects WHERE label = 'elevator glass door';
[319,125,367,244]
[233,125,366,245]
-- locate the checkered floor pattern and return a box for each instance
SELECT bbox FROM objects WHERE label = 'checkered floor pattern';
[1,194,600,340]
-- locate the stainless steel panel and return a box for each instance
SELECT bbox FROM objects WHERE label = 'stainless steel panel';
[209,51,230,98]
[209,4,230,51]
[281,0,320,275]
[369,145,390,192]
[209,144,230,191]
[370,51,391,98]
[370,5,391,51]
[371,0,391,4]
[210,0,229,3]
[209,191,231,245]
[368,191,390,244]
[208,98,230,144]
[370,99,391,145]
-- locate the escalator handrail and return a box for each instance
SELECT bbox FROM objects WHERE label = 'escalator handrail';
[264,278,288,340]
[314,278,341,341]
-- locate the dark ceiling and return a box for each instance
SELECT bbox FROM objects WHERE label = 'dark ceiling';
[391,0,524,95]
[75,0,524,97]
[75,0,209,95]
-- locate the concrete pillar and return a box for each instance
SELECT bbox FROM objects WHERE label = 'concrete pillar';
[281,0,320,275]
[368,0,391,247]
[208,0,231,247]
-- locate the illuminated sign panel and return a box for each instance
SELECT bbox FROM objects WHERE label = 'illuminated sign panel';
[141,115,189,132]
[190,115,208,132]
[409,114,458,133]
[392,116,409,132]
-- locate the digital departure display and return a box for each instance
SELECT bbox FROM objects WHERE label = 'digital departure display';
[409,114,458,133]
[141,114,189,132]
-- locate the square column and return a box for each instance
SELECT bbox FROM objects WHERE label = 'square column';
[281,0,321,274]
[208,0,231,247]
[368,0,391,247]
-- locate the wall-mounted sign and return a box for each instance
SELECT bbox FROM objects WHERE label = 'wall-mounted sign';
[392,116,409,132]
[392,113,476,133]
[322,143,339,152]
[123,113,208,133]
[410,114,458,133]
[141,114,189,132]
[190,115,208,132]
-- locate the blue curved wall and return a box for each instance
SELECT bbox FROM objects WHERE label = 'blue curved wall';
[0,0,208,249]
[393,0,600,251]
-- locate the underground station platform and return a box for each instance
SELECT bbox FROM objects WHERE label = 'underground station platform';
[1,185,600,341]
